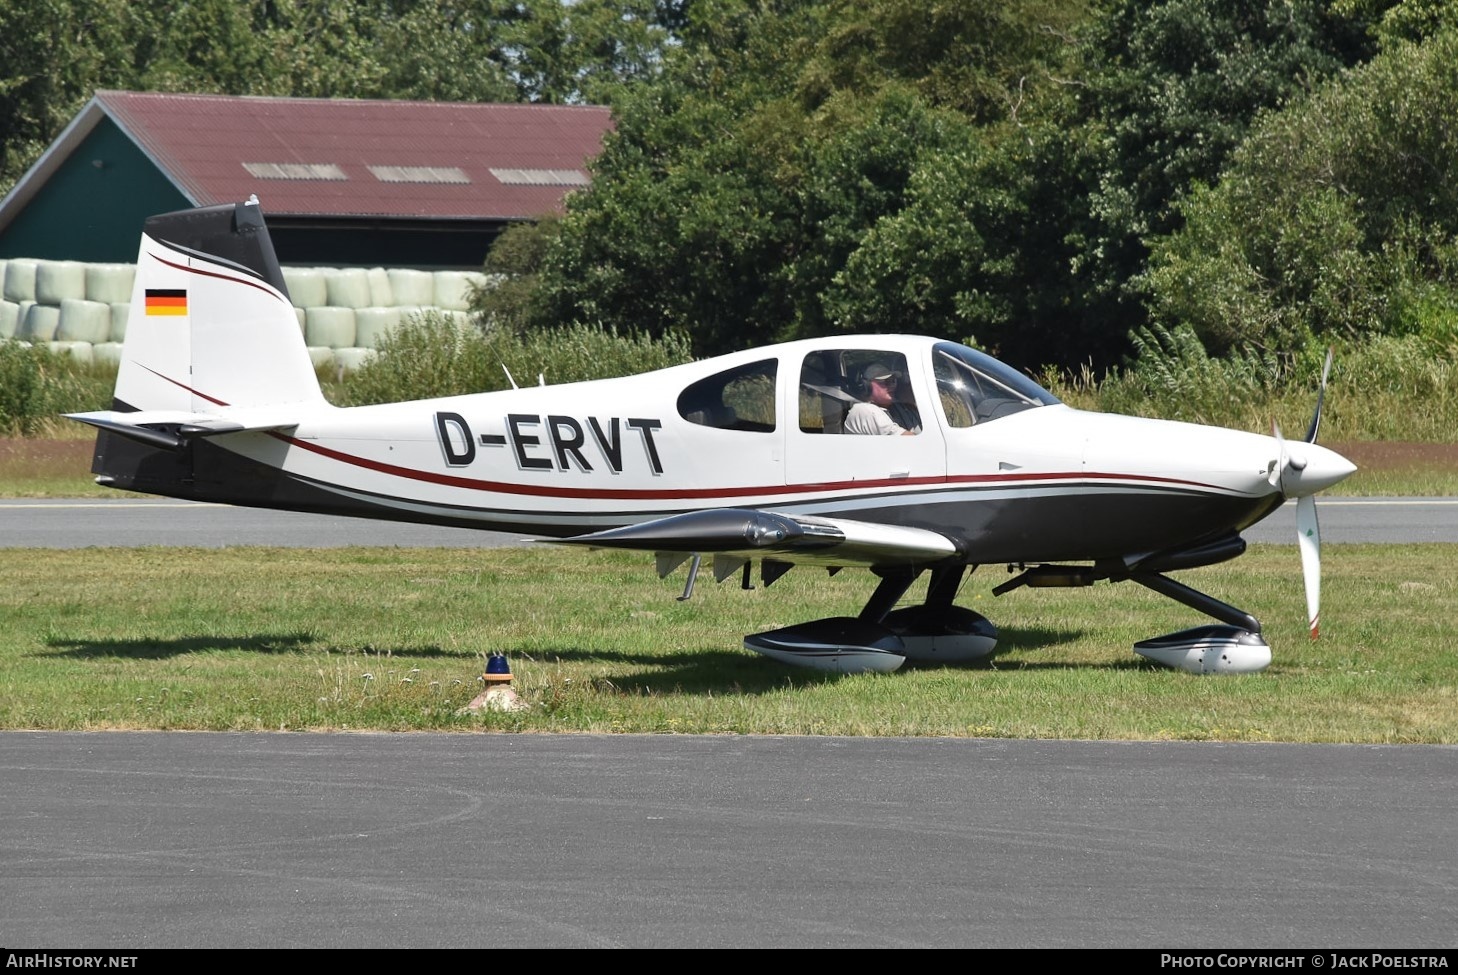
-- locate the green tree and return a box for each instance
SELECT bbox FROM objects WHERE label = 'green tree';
[504,0,681,104]
[528,2,813,354]
[0,0,137,193]
[1061,0,1383,364]
[1337,0,1458,46]
[469,213,562,332]
[521,0,1092,359]
[1145,27,1458,354]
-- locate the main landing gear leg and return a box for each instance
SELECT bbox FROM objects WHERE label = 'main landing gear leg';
[879,564,999,665]
[1128,571,1271,674]
[859,568,920,623]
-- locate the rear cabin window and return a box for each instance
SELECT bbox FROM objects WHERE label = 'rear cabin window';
[677,359,777,432]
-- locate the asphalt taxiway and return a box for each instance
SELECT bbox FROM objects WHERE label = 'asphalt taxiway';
[3,733,1455,948]
[3,498,1455,948]
[4,495,1458,547]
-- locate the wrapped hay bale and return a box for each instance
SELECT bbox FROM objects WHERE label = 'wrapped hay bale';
[48,340,93,364]
[333,347,377,372]
[35,260,86,304]
[366,267,393,307]
[110,302,130,341]
[14,301,35,335]
[0,300,17,339]
[20,303,60,342]
[4,260,37,303]
[307,346,335,369]
[433,270,481,311]
[324,267,371,308]
[93,342,124,366]
[57,298,112,344]
[85,264,134,304]
[282,266,328,308]
[353,307,401,348]
[305,306,356,348]
[387,268,434,307]
[395,305,430,327]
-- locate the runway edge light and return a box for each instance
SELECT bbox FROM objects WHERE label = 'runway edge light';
[483,651,513,683]
[463,651,529,713]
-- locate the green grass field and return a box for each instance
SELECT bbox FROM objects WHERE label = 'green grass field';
[1,544,1453,742]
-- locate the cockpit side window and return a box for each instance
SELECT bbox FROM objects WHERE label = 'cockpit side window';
[677,359,777,432]
[797,351,855,433]
[933,342,1059,428]
[798,350,920,435]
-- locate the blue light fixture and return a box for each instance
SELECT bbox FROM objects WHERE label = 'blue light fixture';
[483,652,513,683]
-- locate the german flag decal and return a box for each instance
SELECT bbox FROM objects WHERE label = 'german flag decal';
[144,289,187,316]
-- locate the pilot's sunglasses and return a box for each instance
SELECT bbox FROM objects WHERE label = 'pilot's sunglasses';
[875,376,897,386]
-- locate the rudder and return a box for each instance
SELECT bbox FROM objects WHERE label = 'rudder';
[114,198,322,413]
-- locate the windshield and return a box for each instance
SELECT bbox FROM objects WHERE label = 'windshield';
[932,342,1059,427]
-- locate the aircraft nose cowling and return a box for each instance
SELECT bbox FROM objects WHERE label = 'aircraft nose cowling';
[1281,442,1358,498]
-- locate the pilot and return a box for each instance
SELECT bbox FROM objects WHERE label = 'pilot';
[844,363,921,435]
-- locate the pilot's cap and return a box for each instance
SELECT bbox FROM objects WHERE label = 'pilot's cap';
[862,362,897,384]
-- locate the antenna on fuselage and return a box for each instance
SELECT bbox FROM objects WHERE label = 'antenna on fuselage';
[502,364,519,390]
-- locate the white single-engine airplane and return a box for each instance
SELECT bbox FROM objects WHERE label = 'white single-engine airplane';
[68,199,1356,674]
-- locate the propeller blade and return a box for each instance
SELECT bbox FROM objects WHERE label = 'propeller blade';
[1304,347,1333,444]
[1277,351,1340,641]
[1296,494,1321,639]
[1269,422,1286,489]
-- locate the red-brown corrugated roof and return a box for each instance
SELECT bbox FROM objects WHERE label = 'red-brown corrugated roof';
[97,90,612,221]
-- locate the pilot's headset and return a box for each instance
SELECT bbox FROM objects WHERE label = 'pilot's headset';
[857,362,897,397]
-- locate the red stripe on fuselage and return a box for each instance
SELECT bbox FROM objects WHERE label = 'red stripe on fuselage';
[268,432,1231,501]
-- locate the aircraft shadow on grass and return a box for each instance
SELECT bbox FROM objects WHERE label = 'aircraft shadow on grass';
[42,624,1090,692]
[44,632,450,661]
[503,624,1094,696]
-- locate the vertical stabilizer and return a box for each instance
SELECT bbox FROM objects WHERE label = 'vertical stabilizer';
[114,199,323,412]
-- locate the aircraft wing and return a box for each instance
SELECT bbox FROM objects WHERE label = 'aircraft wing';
[548,508,962,580]
[65,409,299,450]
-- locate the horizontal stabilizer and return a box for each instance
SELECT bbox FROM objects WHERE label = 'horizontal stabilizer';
[548,508,960,570]
[65,409,298,450]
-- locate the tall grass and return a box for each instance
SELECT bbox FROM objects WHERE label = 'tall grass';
[336,313,694,406]
[4,323,1457,442]
[1045,324,1458,441]
[0,342,114,436]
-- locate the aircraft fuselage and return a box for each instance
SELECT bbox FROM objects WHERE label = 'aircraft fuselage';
[93,334,1346,568]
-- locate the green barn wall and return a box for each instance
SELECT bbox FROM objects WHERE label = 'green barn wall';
[0,120,190,262]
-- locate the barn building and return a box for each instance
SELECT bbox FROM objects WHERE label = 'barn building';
[0,91,612,269]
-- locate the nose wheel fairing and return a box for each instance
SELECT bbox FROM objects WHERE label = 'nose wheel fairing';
[1134,625,1272,674]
